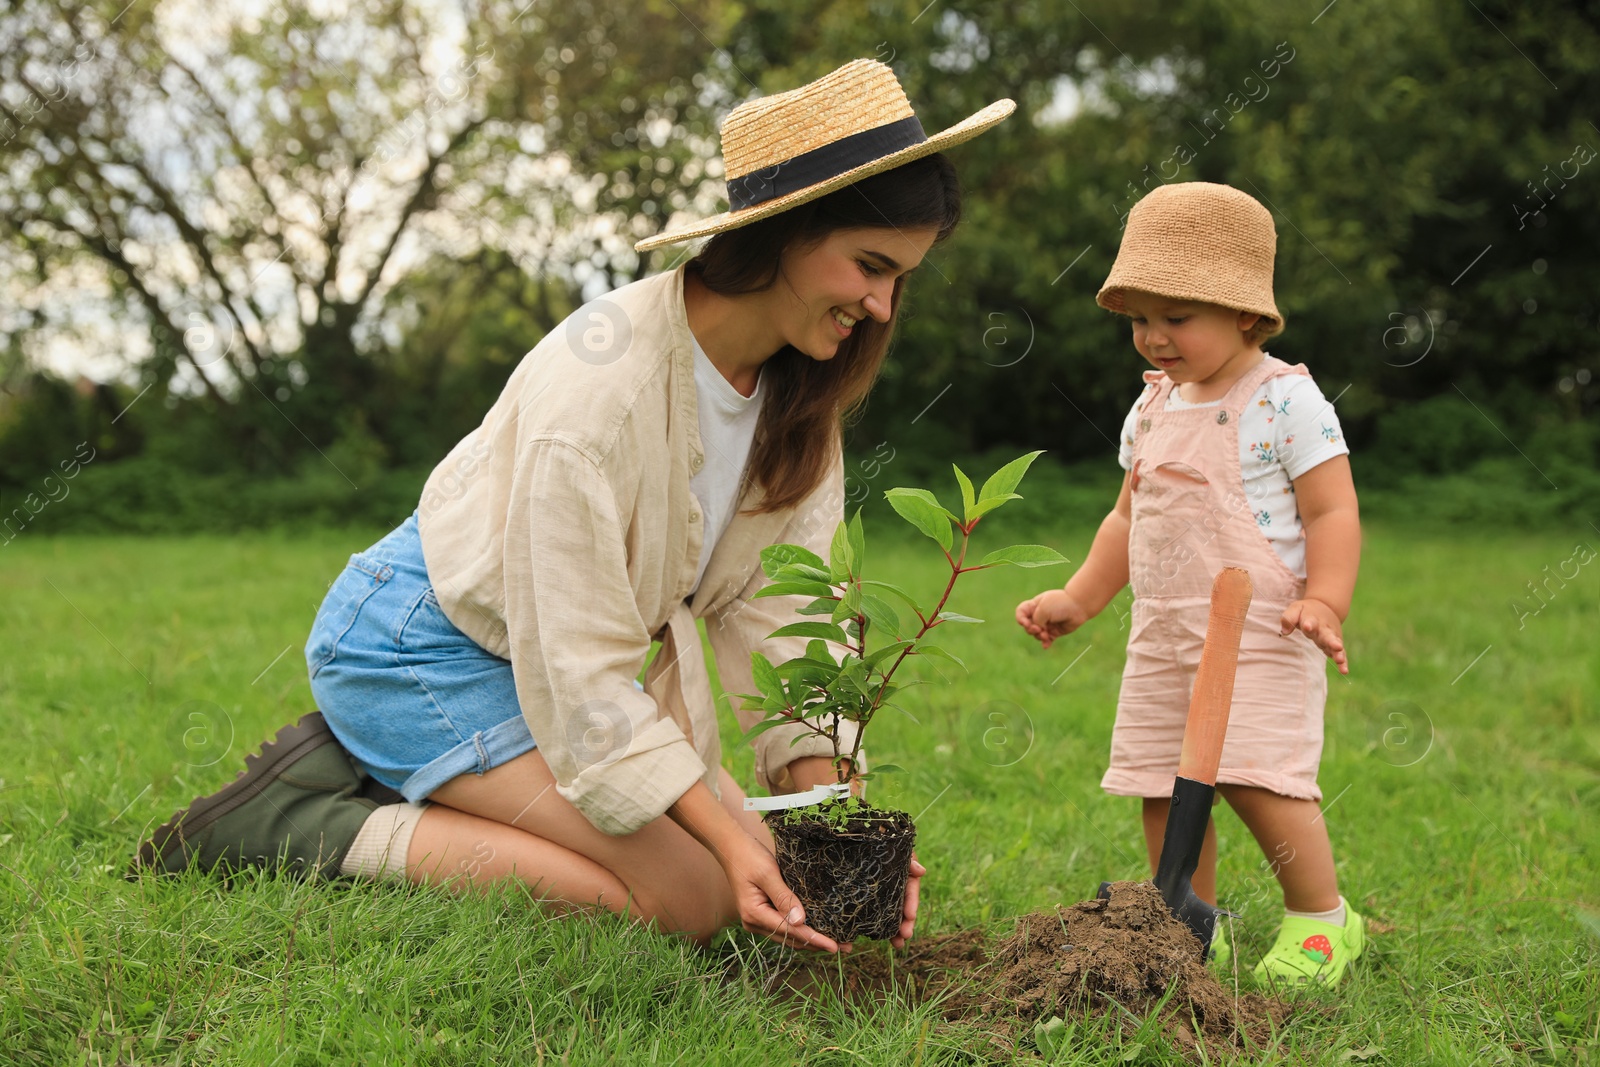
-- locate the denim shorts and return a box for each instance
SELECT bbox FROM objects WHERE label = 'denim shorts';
[305,510,644,803]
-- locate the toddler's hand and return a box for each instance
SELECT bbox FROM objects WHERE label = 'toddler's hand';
[1016,590,1090,651]
[1280,598,1349,674]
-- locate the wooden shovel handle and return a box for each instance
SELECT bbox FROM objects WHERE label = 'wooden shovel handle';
[1176,567,1254,786]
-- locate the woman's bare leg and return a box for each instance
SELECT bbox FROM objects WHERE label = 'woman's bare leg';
[403,753,762,942]
[402,804,641,914]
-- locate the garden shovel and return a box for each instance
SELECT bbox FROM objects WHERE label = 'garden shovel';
[1098,566,1254,960]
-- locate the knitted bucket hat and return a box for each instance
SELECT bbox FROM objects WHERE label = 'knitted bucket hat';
[1096,182,1284,337]
[634,59,1014,253]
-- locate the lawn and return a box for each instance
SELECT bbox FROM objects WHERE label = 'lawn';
[1,513,1595,1065]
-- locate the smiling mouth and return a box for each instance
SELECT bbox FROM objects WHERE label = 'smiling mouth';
[831,309,857,335]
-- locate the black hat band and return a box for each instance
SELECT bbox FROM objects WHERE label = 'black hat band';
[724,115,928,212]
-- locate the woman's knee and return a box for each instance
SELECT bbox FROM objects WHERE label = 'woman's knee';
[618,861,735,944]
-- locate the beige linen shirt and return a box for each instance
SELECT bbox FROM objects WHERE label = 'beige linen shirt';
[415,264,859,835]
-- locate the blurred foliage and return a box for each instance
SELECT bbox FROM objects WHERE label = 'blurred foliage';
[2,0,1597,531]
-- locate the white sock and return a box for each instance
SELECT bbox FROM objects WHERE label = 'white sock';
[1285,899,1346,926]
[339,802,429,882]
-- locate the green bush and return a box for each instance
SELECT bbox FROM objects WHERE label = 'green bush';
[6,456,428,537]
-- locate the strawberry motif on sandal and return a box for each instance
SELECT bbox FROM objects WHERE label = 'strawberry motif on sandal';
[1251,898,1367,988]
[1301,933,1333,964]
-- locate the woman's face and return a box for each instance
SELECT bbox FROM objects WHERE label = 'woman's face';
[775,226,939,360]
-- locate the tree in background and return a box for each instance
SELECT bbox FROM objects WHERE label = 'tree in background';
[0,0,741,472]
[705,0,1598,504]
[3,0,1595,526]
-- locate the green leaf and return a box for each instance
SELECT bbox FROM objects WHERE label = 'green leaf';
[769,621,848,642]
[888,486,959,521]
[977,450,1045,507]
[836,658,873,696]
[772,562,835,585]
[870,763,904,776]
[953,464,977,522]
[935,611,984,624]
[969,493,1022,521]
[976,545,1071,568]
[797,597,836,616]
[884,488,953,553]
[760,543,827,579]
[859,593,902,639]
[778,658,843,680]
[912,642,967,670]
[829,520,853,582]
[831,583,862,625]
[740,717,792,744]
[847,508,866,575]
[750,651,783,699]
[863,640,915,670]
[858,579,923,618]
[805,639,836,663]
[802,698,853,722]
[752,579,838,599]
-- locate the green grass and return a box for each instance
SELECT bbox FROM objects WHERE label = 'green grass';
[1,517,1596,1065]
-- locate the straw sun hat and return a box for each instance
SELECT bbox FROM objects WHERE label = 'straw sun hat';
[633,59,1015,253]
[1096,182,1284,336]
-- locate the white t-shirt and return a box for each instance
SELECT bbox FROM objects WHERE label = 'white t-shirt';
[688,334,763,593]
[1116,374,1350,578]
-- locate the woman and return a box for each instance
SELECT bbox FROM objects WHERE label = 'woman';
[132,59,1013,953]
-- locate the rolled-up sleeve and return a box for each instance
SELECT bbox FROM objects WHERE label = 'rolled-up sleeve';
[706,448,863,795]
[502,439,706,835]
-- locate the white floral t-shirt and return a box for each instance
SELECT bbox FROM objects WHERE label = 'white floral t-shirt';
[1117,375,1350,578]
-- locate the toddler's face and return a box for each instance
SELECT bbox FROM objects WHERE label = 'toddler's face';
[1120,291,1261,388]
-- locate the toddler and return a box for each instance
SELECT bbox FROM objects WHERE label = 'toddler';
[1017,182,1364,986]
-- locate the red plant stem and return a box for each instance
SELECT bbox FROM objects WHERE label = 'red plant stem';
[844,523,974,775]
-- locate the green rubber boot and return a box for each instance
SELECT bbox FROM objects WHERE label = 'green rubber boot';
[129,712,388,881]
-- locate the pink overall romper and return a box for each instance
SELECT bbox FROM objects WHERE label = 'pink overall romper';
[1103,354,1328,801]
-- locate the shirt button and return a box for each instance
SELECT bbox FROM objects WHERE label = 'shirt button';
[1216,411,1229,424]
[689,509,700,523]
[691,452,703,472]
[1139,418,1151,432]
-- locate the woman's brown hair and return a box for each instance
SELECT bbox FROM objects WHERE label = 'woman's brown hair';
[687,152,962,515]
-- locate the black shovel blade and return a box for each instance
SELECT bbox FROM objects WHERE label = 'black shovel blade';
[1156,776,1222,956]
[1097,776,1225,960]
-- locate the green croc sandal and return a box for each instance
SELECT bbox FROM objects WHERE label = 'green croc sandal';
[129,712,382,881]
[1251,897,1366,988]
[1207,917,1234,971]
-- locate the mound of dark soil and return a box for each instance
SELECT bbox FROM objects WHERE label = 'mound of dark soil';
[975,880,1289,1056]
[761,880,1291,1062]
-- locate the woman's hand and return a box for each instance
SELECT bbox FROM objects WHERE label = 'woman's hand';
[786,755,858,795]
[1280,597,1348,674]
[1016,589,1091,650]
[888,852,926,949]
[718,833,842,953]
[669,781,840,953]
